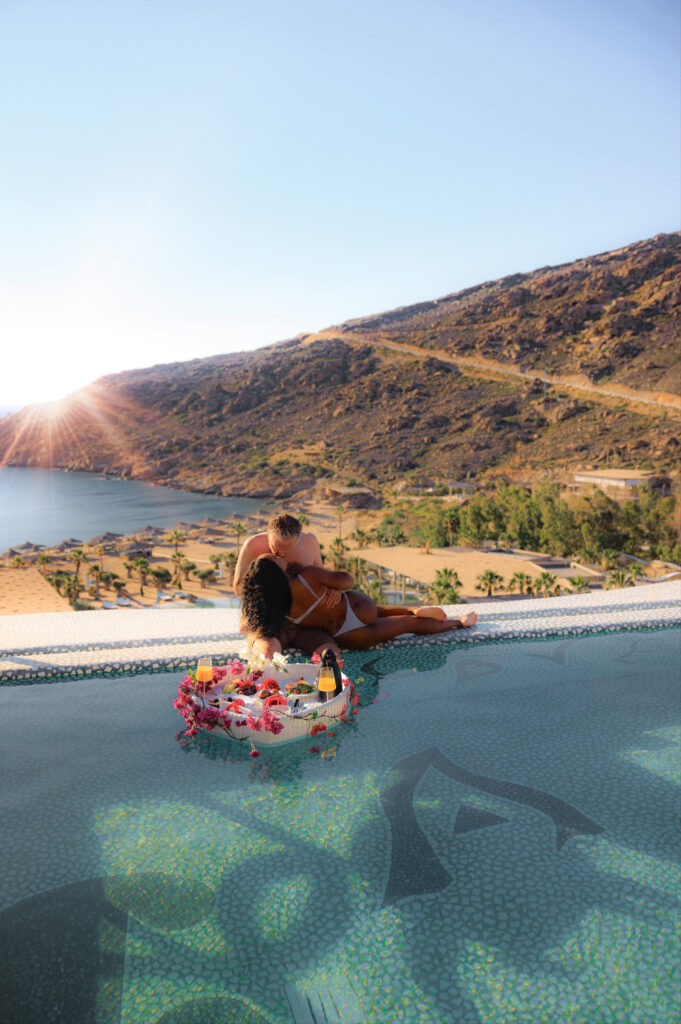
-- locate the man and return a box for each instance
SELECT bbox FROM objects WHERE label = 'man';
[233,512,341,658]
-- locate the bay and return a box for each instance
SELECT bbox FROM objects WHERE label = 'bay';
[2,467,265,552]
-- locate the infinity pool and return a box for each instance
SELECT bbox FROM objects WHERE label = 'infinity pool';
[1,628,679,1023]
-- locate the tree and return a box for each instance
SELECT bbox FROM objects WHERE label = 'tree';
[604,568,638,590]
[90,565,103,600]
[168,530,186,554]
[196,568,215,588]
[328,537,348,571]
[444,508,460,548]
[336,505,346,539]
[67,548,86,578]
[349,528,370,549]
[475,570,504,597]
[36,553,51,574]
[123,561,135,580]
[428,567,462,604]
[536,571,558,597]
[181,559,197,583]
[298,513,310,527]
[94,545,105,569]
[568,576,591,594]
[133,558,150,596]
[150,567,172,595]
[209,553,222,577]
[221,551,238,585]
[64,573,83,607]
[365,577,386,603]
[171,552,185,588]
[232,522,247,550]
[112,579,127,595]
[507,571,534,595]
[11,555,26,569]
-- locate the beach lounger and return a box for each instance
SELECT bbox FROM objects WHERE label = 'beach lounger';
[101,601,118,609]
[116,597,133,607]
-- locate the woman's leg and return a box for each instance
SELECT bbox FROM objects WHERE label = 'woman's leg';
[339,612,477,650]
[375,604,448,621]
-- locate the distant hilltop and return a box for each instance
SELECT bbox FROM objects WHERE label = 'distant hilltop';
[1,232,679,499]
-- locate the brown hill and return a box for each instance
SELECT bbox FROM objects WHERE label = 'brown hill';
[335,231,681,396]
[1,233,679,498]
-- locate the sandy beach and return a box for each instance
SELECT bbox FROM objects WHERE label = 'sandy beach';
[0,498,557,615]
[3,496,673,617]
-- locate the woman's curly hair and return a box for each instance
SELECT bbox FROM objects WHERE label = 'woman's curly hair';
[241,556,292,638]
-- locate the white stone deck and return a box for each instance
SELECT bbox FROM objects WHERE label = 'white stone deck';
[1,581,679,682]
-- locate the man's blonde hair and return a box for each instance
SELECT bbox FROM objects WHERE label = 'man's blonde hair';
[267,512,301,539]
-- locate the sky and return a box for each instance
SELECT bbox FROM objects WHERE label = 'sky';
[0,0,679,407]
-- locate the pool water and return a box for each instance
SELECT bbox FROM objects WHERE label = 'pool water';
[0,629,679,1024]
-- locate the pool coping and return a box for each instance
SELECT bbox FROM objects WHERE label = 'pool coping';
[1,580,679,684]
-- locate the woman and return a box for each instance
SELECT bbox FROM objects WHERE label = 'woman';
[241,555,477,654]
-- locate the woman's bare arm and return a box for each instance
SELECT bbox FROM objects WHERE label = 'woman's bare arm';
[302,565,353,592]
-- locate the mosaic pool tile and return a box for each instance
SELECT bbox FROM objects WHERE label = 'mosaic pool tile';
[1,621,679,1023]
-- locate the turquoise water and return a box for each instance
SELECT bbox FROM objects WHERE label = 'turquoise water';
[0,466,263,552]
[0,629,679,1023]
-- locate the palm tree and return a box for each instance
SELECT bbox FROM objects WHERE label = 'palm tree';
[371,526,388,548]
[537,571,558,597]
[568,576,591,594]
[168,530,186,554]
[507,571,533,595]
[64,573,82,607]
[232,522,247,550]
[349,528,369,549]
[336,505,346,539]
[90,565,103,600]
[133,558,150,596]
[221,551,238,585]
[95,545,105,570]
[475,570,504,597]
[171,552,185,588]
[123,561,135,580]
[328,537,348,571]
[67,548,86,578]
[604,568,638,590]
[36,552,51,574]
[209,553,223,577]
[428,567,462,604]
[365,577,386,603]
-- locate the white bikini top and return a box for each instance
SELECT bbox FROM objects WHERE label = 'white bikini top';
[285,574,327,624]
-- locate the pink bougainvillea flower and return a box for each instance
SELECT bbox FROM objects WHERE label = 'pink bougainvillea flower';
[309,746,321,753]
[249,749,260,758]
[311,652,321,664]
[246,712,262,732]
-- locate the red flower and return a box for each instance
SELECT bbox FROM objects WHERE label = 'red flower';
[309,746,321,753]
[250,749,260,758]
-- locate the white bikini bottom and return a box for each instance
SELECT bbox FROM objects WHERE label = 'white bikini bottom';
[334,594,365,637]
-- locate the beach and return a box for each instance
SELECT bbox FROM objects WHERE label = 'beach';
[0,497,598,616]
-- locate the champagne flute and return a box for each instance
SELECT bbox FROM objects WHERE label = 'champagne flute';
[196,656,213,690]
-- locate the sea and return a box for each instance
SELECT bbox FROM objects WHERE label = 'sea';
[2,467,265,553]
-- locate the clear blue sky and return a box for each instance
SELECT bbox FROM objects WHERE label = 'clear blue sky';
[1,0,679,405]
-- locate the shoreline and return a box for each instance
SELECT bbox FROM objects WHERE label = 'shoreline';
[1,495,678,617]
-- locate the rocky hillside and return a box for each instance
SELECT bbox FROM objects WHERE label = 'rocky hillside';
[337,232,681,396]
[1,233,679,498]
